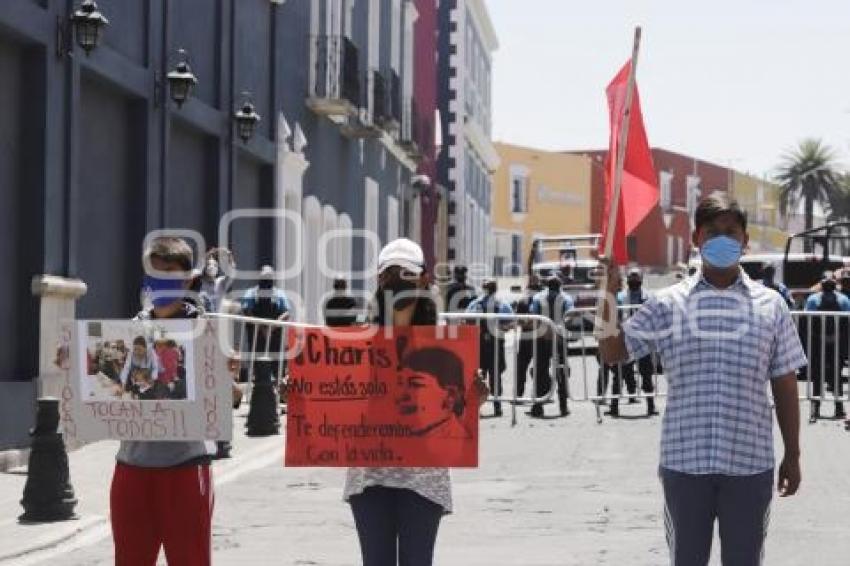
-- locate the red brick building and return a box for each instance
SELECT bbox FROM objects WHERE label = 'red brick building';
[573,148,732,269]
[414,0,441,270]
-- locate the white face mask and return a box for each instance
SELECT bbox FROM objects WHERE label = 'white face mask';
[205,260,219,279]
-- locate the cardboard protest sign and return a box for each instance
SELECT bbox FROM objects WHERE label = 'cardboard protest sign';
[285,325,480,468]
[60,318,232,443]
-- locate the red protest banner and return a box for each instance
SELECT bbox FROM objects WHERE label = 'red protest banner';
[285,325,480,468]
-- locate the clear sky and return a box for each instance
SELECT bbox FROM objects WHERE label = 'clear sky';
[487,0,850,177]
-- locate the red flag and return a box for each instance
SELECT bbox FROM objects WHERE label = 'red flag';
[601,60,659,264]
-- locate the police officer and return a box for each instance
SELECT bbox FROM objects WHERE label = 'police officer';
[803,274,850,422]
[513,275,542,398]
[835,268,850,302]
[836,269,850,429]
[324,278,360,327]
[241,265,292,383]
[529,274,574,418]
[466,278,514,417]
[760,263,794,309]
[445,265,476,312]
[607,268,658,418]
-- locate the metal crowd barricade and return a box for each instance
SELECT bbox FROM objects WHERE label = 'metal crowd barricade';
[560,307,850,422]
[204,313,321,406]
[563,305,666,423]
[440,308,669,426]
[790,310,850,413]
[207,311,566,421]
[203,307,680,426]
[438,312,563,426]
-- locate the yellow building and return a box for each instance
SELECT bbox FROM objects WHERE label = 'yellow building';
[491,142,592,275]
[731,171,790,253]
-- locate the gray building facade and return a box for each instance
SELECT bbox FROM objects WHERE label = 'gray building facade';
[437,0,498,277]
[0,0,426,451]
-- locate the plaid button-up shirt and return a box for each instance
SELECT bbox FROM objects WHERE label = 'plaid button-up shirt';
[622,271,807,475]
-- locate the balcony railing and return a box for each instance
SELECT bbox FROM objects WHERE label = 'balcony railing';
[307,35,360,116]
[407,99,419,142]
[340,70,382,139]
[372,70,388,125]
[400,98,428,160]
[389,71,402,125]
[341,38,360,104]
[371,69,402,133]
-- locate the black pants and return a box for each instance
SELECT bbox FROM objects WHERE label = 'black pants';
[480,336,506,412]
[515,337,534,398]
[350,486,443,566]
[800,317,848,413]
[532,337,568,414]
[660,467,773,566]
[808,341,845,411]
[612,355,655,396]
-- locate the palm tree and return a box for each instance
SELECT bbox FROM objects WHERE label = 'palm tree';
[826,174,850,255]
[827,173,850,221]
[775,139,841,250]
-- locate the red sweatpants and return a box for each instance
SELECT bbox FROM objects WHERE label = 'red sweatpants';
[110,462,214,566]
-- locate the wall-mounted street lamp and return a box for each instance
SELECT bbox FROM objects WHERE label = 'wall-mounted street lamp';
[411,174,431,193]
[69,0,109,56]
[167,49,198,108]
[234,93,261,142]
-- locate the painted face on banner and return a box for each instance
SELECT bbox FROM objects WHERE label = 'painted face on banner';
[395,370,453,434]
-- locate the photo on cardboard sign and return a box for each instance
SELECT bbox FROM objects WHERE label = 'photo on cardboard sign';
[79,320,196,402]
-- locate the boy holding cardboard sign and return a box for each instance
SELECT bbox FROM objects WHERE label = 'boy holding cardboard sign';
[110,237,215,566]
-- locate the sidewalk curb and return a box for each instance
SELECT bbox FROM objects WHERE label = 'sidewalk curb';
[0,516,108,564]
[0,448,30,473]
[0,435,282,564]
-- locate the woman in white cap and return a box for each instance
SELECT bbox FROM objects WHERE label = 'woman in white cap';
[343,238,487,566]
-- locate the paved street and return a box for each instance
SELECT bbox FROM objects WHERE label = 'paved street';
[1,0,848,564]
[1,388,848,566]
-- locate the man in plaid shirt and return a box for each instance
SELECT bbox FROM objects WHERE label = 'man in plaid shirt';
[599,193,806,566]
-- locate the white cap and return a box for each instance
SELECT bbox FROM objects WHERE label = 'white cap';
[377,238,425,275]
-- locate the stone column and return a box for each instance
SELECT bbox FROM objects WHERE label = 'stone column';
[276,114,309,312]
[32,275,87,401]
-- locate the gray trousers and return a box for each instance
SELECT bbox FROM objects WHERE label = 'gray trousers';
[660,467,773,566]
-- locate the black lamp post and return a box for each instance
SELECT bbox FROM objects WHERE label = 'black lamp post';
[70,0,109,56]
[167,49,198,108]
[234,94,261,142]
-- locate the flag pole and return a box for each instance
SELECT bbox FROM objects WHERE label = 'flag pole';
[603,26,643,259]
[595,27,642,354]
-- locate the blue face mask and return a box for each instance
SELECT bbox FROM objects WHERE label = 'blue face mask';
[142,275,185,308]
[700,235,742,269]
